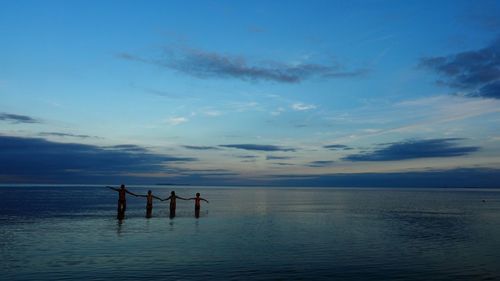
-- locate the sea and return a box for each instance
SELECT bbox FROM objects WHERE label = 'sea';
[1,185,499,280]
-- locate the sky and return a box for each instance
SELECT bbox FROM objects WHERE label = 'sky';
[1,0,500,186]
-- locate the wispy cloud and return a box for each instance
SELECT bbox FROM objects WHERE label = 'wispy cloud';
[323,144,353,150]
[343,138,479,161]
[236,155,259,159]
[39,132,100,139]
[272,162,295,166]
[106,144,150,153]
[270,107,285,116]
[420,36,500,99]
[220,144,296,152]
[266,155,293,160]
[291,103,317,111]
[307,160,335,167]
[165,117,188,126]
[182,145,220,150]
[119,46,367,83]
[0,113,40,124]
[203,110,223,117]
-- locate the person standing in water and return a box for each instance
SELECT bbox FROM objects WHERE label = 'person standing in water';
[162,191,187,218]
[188,192,209,218]
[107,184,138,218]
[137,190,162,218]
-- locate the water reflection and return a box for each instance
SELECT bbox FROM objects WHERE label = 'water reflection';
[1,186,500,281]
[116,219,123,236]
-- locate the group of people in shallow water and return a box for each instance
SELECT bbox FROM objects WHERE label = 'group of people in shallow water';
[107,184,209,219]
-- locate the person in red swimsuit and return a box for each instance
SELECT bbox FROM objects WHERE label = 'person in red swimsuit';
[163,191,188,218]
[188,192,209,218]
[107,184,138,219]
[137,190,162,218]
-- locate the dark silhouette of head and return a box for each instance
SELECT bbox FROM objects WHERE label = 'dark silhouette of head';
[196,192,200,197]
[148,190,152,194]
[171,191,175,196]
[120,184,125,189]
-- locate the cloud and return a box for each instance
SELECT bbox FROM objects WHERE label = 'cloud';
[420,37,500,98]
[269,168,500,188]
[323,144,353,150]
[272,162,295,166]
[119,47,367,83]
[220,144,296,152]
[165,117,188,126]
[0,113,40,124]
[270,107,285,116]
[236,155,259,159]
[182,145,220,150]
[307,160,335,167]
[106,144,150,153]
[343,138,479,161]
[203,110,222,117]
[291,103,316,111]
[266,155,293,160]
[472,80,500,99]
[39,132,99,139]
[0,136,195,183]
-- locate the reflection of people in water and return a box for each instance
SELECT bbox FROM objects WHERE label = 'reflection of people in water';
[188,193,209,218]
[107,184,138,218]
[137,190,162,218]
[163,191,187,218]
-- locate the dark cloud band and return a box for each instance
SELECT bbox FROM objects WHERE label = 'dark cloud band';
[182,145,220,150]
[119,47,367,84]
[0,113,40,124]
[343,138,479,161]
[420,37,500,99]
[323,144,353,150]
[220,144,295,152]
[0,136,195,182]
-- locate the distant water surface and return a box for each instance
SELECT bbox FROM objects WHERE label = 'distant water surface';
[1,185,500,280]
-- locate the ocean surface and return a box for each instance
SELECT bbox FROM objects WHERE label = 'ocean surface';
[1,185,500,280]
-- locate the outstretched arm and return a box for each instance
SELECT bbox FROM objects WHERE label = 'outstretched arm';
[200,198,209,203]
[162,195,172,201]
[125,189,138,197]
[176,195,189,200]
[106,186,119,191]
[136,194,148,198]
[152,195,162,201]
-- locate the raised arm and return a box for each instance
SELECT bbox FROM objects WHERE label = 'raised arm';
[106,186,119,191]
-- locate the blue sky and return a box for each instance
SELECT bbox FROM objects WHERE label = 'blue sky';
[1,0,500,186]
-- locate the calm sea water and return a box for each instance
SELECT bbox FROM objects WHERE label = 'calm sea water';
[1,185,500,280]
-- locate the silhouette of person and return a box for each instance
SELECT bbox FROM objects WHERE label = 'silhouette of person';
[163,191,187,218]
[188,192,209,218]
[137,190,162,218]
[107,184,138,219]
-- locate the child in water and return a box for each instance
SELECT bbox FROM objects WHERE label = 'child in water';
[107,184,138,218]
[137,190,162,218]
[163,191,187,218]
[188,192,209,218]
